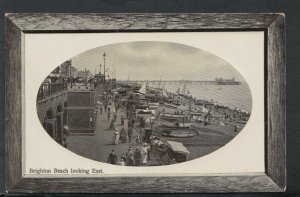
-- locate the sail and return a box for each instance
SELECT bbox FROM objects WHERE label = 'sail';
[161,85,168,97]
[138,82,147,94]
[180,83,187,95]
[202,105,209,113]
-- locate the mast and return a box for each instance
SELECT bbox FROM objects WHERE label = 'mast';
[113,56,116,79]
[127,73,131,85]
[158,76,162,90]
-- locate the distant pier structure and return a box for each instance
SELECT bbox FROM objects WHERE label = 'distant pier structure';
[117,79,241,86]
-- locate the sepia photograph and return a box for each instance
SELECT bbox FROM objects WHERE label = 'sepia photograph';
[4,13,286,193]
[36,41,252,167]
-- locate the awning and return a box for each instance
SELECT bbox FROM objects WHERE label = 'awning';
[167,141,190,155]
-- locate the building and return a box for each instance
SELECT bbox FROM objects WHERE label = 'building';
[94,73,105,83]
[77,69,92,79]
[60,60,78,78]
[37,79,96,146]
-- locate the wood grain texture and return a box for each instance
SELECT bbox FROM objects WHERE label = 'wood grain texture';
[4,13,286,193]
[12,175,281,193]
[4,17,23,191]
[267,14,286,190]
[6,13,279,31]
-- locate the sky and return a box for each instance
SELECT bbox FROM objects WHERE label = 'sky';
[70,41,245,81]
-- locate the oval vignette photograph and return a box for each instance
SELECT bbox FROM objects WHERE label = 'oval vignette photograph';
[36,41,252,167]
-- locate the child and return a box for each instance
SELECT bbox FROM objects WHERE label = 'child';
[136,134,141,144]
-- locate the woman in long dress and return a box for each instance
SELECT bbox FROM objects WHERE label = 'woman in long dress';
[120,127,127,143]
[113,129,120,145]
[141,144,148,165]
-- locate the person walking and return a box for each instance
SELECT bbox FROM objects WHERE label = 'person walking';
[113,129,120,145]
[141,143,148,165]
[140,117,144,128]
[121,115,124,126]
[127,127,133,143]
[107,149,117,164]
[234,124,238,132]
[120,157,126,166]
[109,118,115,130]
[100,106,103,114]
[121,154,126,166]
[128,119,131,128]
[148,143,152,160]
[125,147,134,166]
[113,113,117,122]
[107,111,111,122]
[120,127,127,143]
[134,147,142,166]
[136,133,141,144]
[150,115,155,128]
[131,119,135,128]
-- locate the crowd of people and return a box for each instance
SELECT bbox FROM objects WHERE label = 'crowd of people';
[95,90,154,166]
[107,144,151,166]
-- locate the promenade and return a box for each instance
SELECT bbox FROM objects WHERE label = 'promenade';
[67,85,162,166]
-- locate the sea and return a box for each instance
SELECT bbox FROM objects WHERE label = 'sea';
[162,83,252,113]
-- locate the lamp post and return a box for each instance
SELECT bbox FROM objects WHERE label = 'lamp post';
[103,52,106,82]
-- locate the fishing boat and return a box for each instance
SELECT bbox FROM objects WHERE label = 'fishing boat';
[159,120,192,128]
[162,129,196,138]
[149,102,160,106]
[195,99,214,106]
[136,109,155,115]
[177,83,192,97]
[160,113,188,119]
[135,82,147,95]
[164,103,180,109]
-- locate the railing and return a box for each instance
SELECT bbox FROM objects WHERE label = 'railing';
[37,82,68,100]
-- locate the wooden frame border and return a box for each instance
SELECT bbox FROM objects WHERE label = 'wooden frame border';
[4,13,286,193]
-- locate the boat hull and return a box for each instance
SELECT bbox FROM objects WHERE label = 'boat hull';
[159,121,192,128]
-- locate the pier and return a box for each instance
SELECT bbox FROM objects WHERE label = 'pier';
[117,80,241,86]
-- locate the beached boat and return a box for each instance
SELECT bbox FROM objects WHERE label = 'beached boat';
[177,83,192,97]
[164,103,180,109]
[148,105,159,110]
[149,102,160,106]
[136,109,155,115]
[159,120,192,128]
[162,129,196,138]
[160,116,185,122]
[160,113,187,118]
[135,104,148,109]
[135,82,147,95]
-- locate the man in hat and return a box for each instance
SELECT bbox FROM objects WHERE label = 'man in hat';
[62,125,70,148]
[121,115,124,126]
[127,127,133,143]
[125,147,134,166]
[134,147,142,166]
[107,149,118,164]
